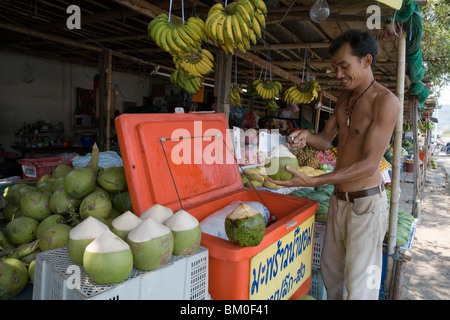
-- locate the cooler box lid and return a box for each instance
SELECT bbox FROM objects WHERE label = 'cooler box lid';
[115,113,242,216]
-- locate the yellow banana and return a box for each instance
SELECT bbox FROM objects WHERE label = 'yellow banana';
[231,14,243,45]
[187,17,207,41]
[223,27,235,54]
[208,12,225,42]
[172,28,191,53]
[252,16,262,38]
[235,10,249,41]
[158,27,171,53]
[216,14,227,46]
[224,15,235,46]
[238,0,255,19]
[254,8,266,29]
[166,28,183,55]
[248,28,257,45]
[152,21,168,46]
[201,49,214,64]
[209,3,225,16]
[236,4,253,28]
[177,25,197,50]
[182,24,202,45]
[257,0,267,14]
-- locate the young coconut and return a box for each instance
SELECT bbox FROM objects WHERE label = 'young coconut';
[110,211,143,240]
[126,218,173,271]
[264,145,299,180]
[83,229,133,284]
[67,216,109,265]
[140,204,173,223]
[225,203,266,247]
[164,209,201,255]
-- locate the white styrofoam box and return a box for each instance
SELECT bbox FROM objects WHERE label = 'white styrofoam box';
[33,246,208,300]
[313,222,326,266]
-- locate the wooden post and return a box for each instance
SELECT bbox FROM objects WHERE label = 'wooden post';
[214,50,232,121]
[422,124,429,188]
[314,92,323,133]
[391,250,412,300]
[412,102,421,219]
[385,30,406,299]
[106,50,113,151]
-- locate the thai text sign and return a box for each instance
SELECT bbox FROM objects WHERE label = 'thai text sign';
[249,215,315,300]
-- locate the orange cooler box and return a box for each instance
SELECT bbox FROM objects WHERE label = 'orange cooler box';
[116,113,318,300]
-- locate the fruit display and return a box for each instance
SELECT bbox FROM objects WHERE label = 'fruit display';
[148,14,207,56]
[170,69,203,95]
[225,203,266,247]
[289,184,333,223]
[284,80,321,105]
[385,209,415,246]
[230,84,243,107]
[205,0,266,54]
[292,147,321,169]
[241,166,267,188]
[173,49,215,78]
[253,79,282,100]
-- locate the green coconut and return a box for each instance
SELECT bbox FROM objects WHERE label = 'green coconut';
[2,203,23,221]
[0,258,29,300]
[36,214,66,238]
[49,188,81,215]
[83,229,133,284]
[36,173,51,187]
[164,209,201,255]
[79,191,112,220]
[64,167,96,199]
[50,177,65,192]
[265,145,299,180]
[4,184,36,207]
[28,260,36,284]
[5,216,39,246]
[20,191,52,222]
[140,204,173,223]
[225,203,266,247]
[126,218,174,271]
[112,191,133,213]
[97,166,127,193]
[38,223,72,252]
[67,216,109,265]
[52,164,72,179]
[110,211,142,240]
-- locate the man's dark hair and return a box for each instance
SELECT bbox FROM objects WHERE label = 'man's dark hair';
[329,30,378,70]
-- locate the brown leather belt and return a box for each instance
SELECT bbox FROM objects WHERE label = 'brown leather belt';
[334,184,385,203]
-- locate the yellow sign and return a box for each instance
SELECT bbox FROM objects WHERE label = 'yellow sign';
[249,215,315,300]
[377,0,403,10]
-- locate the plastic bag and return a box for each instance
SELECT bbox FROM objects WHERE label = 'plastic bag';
[200,201,270,241]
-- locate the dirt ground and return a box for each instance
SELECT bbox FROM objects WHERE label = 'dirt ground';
[399,151,450,300]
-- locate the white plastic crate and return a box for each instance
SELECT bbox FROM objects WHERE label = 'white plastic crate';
[308,265,327,300]
[33,246,208,300]
[313,222,326,266]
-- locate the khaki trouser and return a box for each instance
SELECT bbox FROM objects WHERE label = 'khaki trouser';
[320,186,388,300]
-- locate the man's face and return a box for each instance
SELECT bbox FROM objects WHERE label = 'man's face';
[331,43,366,90]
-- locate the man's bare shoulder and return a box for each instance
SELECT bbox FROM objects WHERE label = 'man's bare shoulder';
[373,83,400,112]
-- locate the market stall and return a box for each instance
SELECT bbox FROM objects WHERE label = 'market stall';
[0,0,438,301]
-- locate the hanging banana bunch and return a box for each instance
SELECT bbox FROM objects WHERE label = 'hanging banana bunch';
[253,79,282,100]
[173,49,214,78]
[148,14,207,56]
[265,99,279,112]
[230,85,243,107]
[170,69,202,95]
[205,0,267,55]
[284,80,321,105]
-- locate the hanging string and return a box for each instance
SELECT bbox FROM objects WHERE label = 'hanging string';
[181,0,185,24]
[168,0,173,22]
[191,0,196,17]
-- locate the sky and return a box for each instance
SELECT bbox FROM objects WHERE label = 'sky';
[435,84,450,137]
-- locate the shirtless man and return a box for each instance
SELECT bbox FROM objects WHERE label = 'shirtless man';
[269,30,400,299]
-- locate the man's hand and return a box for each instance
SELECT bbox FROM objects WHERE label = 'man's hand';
[267,166,315,188]
[287,130,309,149]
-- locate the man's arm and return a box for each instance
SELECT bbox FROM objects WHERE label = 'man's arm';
[272,92,400,187]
